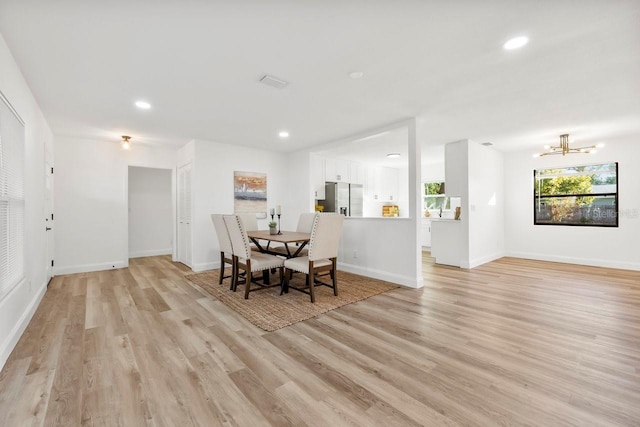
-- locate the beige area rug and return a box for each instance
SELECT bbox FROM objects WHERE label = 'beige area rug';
[185,269,398,332]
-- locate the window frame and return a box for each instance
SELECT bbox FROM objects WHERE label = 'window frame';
[423,181,450,211]
[533,162,618,227]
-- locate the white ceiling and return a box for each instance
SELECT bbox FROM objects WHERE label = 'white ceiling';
[315,127,410,168]
[1,1,639,156]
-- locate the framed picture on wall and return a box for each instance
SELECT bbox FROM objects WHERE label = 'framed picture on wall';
[233,171,267,213]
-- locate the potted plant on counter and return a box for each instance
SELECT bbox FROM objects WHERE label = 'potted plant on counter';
[268,221,278,235]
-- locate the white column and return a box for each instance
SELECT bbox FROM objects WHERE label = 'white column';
[408,118,424,287]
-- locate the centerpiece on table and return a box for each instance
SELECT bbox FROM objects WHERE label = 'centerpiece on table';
[268,221,278,235]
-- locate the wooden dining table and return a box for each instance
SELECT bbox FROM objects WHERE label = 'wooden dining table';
[246,230,310,258]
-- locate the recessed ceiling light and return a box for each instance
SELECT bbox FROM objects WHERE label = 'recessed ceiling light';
[135,100,151,109]
[386,153,401,158]
[349,71,364,79]
[503,36,529,50]
[279,131,289,138]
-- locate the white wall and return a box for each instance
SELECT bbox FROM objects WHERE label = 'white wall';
[0,34,54,370]
[397,166,409,218]
[468,142,504,267]
[433,140,504,268]
[189,139,292,272]
[128,166,173,258]
[54,137,176,274]
[505,136,640,270]
[421,161,444,182]
[286,149,314,216]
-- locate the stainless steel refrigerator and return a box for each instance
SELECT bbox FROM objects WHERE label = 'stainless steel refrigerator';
[320,182,363,217]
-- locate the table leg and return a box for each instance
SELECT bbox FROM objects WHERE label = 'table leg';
[292,241,308,257]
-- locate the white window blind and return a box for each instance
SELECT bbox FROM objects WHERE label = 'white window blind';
[0,91,25,299]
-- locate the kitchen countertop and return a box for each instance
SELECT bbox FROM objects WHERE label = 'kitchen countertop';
[344,216,410,220]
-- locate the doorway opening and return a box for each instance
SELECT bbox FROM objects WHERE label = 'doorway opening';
[128,166,173,260]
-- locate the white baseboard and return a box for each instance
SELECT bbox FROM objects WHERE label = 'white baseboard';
[506,251,640,271]
[338,262,424,288]
[0,280,47,371]
[192,261,217,273]
[54,260,129,276]
[464,252,505,269]
[129,248,172,259]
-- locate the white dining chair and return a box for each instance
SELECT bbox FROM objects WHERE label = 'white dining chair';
[270,212,316,256]
[236,212,261,251]
[236,212,258,231]
[282,213,344,303]
[223,214,285,299]
[210,214,235,289]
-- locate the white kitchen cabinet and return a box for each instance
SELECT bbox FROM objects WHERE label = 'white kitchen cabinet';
[431,219,463,267]
[382,167,399,202]
[367,166,399,202]
[325,157,350,182]
[349,162,365,185]
[421,219,431,247]
[365,165,382,200]
[310,153,326,200]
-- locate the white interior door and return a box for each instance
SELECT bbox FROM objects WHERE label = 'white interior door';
[177,163,192,267]
[45,160,54,282]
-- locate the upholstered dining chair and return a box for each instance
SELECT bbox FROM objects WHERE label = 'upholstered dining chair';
[210,214,235,289]
[236,212,258,231]
[270,212,317,256]
[223,214,285,299]
[282,213,344,303]
[236,212,260,251]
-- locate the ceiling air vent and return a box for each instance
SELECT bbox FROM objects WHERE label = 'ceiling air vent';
[481,142,493,146]
[259,74,289,89]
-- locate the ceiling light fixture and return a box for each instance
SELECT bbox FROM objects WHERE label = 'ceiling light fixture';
[121,135,132,150]
[279,131,289,138]
[386,153,401,158]
[349,71,364,79]
[135,100,151,109]
[503,36,529,50]
[533,134,602,157]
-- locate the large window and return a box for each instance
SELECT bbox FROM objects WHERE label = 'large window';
[0,91,25,299]
[534,163,618,227]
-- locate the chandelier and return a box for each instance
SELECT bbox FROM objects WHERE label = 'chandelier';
[534,134,603,157]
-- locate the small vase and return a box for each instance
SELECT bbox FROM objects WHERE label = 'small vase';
[269,227,277,235]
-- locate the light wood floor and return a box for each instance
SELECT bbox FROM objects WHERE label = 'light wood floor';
[1,254,639,426]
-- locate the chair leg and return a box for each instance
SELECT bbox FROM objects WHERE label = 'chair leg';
[282,268,290,294]
[230,257,235,290]
[219,252,225,285]
[244,260,252,299]
[308,265,315,303]
[230,256,238,291]
[332,258,338,296]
